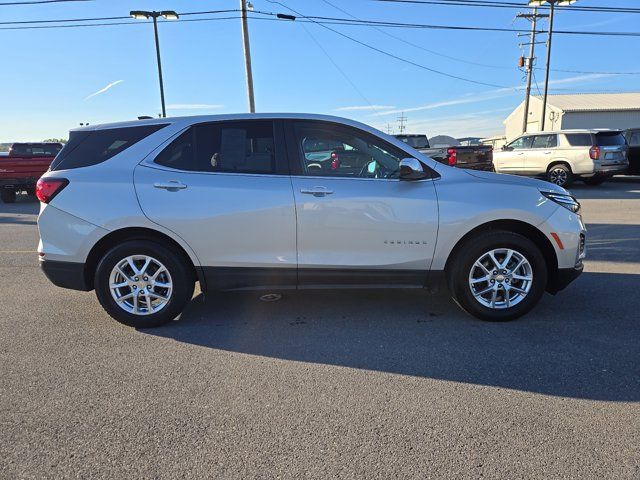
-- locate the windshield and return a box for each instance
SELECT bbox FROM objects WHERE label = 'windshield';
[396,136,429,149]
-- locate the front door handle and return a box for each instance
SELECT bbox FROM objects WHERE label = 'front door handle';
[154,181,187,191]
[300,186,334,197]
[543,151,552,154]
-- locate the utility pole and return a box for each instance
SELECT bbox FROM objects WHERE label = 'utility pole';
[239,0,255,113]
[528,0,577,131]
[516,8,547,134]
[397,113,407,134]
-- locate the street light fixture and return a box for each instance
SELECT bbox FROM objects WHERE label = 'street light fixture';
[130,10,179,117]
[528,0,576,130]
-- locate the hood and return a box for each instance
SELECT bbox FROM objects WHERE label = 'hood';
[462,169,569,195]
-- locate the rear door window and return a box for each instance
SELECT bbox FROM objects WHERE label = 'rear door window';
[595,132,626,147]
[51,124,167,171]
[531,134,557,149]
[154,120,276,174]
[195,121,275,174]
[565,134,593,147]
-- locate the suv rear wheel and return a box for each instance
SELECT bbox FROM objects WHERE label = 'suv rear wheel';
[448,231,548,321]
[547,164,573,187]
[94,240,194,328]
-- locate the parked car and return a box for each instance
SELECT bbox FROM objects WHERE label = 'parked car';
[395,134,493,171]
[493,129,628,187]
[0,142,63,203]
[37,114,585,328]
[623,128,640,175]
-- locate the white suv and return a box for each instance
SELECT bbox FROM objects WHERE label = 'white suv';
[37,114,586,327]
[493,129,629,187]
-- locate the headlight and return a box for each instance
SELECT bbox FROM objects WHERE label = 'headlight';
[541,190,580,213]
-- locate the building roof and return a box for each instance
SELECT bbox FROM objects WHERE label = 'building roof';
[534,92,640,112]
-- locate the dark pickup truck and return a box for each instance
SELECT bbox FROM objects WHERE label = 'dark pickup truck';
[395,134,493,171]
[0,142,62,203]
[624,128,640,175]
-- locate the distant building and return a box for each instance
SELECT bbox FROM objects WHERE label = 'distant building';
[504,92,640,141]
[480,134,507,149]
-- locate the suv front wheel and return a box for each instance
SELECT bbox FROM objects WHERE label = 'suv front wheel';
[448,231,548,321]
[94,240,195,328]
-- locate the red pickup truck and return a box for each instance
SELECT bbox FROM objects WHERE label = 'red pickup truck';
[0,142,62,203]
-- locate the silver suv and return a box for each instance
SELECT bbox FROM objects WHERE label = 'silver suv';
[37,114,586,327]
[493,129,629,187]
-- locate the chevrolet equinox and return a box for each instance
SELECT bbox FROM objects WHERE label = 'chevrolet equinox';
[37,114,586,327]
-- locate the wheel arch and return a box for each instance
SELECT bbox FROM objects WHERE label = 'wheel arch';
[444,219,559,292]
[83,227,204,291]
[546,159,573,173]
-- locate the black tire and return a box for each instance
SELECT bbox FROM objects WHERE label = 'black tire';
[94,240,195,328]
[447,231,548,322]
[1,189,16,203]
[546,163,573,187]
[583,175,607,186]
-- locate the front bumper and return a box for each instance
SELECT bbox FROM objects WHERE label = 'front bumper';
[548,263,584,294]
[40,259,91,291]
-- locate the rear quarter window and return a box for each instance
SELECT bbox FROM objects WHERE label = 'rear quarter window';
[565,134,593,147]
[51,124,167,171]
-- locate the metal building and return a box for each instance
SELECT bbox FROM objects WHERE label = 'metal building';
[504,92,640,141]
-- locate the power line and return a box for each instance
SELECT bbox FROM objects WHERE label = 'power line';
[3,8,640,38]
[265,0,513,88]
[319,0,509,70]
[374,0,640,14]
[0,0,92,5]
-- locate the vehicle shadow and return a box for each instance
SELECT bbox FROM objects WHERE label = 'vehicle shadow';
[146,271,640,402]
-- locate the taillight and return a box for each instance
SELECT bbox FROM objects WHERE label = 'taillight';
[589,145,600,160]
[330,151,340,170]
[447,148,457,166]
[36,177,68,203]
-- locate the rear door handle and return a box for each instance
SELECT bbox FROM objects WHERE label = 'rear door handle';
[154,181,187,191]
[300,186,333,197]
[543,151,552,154]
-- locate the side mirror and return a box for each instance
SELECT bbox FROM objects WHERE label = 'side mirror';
[501,145,509,151]
[399,158,428,180]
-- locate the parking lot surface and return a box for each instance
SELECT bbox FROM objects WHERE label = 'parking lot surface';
[1,180,639,479]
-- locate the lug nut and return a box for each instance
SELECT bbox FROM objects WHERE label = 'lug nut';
[133,285,137,289]
[135,277,139,281]
[493,271,498,275]
[143,276,148,281]
[490,279,495,283]
[498,284,503,288]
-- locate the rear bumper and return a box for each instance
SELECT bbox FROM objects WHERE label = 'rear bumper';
[548,263,583,294]
[593,163,629,175]
[40,259,91,291]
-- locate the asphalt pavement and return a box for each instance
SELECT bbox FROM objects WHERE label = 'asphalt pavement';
[1,179,639,479]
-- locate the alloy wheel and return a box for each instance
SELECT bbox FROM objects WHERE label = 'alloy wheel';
[549,167,568,186]
[108,255,173,315]
[468,248,533,309]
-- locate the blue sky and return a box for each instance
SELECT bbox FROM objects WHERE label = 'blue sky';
[0,0,637,141]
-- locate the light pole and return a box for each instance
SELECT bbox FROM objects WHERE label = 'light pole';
[130,10,179,118]
[528,0,576,131]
